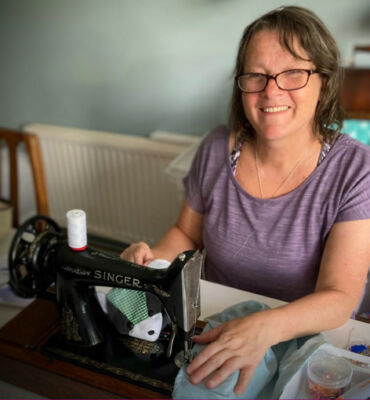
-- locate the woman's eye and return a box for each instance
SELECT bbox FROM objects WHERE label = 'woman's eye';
[285,69,304,76]
[247,74,264,80]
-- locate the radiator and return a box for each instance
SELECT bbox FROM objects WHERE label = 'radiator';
[22,123,192,246]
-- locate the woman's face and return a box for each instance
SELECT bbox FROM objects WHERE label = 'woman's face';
[242,30,323,142]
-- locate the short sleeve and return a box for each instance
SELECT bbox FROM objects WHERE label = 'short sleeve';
[183,137,208,214]
[335,142,370,222]
[183,125,228,214]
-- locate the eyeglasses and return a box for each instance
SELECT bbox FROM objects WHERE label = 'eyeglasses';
[236,69,318,93]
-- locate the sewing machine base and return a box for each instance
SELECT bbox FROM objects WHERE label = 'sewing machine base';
[0,298,206,398]
[42,330,184,395]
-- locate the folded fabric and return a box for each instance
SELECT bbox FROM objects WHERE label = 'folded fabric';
[172,300,302,399]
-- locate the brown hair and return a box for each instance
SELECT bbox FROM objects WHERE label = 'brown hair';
[229,6,344,143]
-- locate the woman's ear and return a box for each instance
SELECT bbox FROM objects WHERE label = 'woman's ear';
[318,76,327,102]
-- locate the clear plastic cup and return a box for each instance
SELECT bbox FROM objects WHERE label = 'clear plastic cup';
[307,352,353,399]
[346,330,370,368]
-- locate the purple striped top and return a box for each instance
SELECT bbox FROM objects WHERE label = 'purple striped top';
[184,125,370,302]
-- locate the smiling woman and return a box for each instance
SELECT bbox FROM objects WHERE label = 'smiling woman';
[233,29,325,199]
[230,6,344,146]
[241,31,322,139]
[120,6,370,397]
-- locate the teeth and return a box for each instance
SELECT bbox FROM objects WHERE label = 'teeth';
[262,106,289,112]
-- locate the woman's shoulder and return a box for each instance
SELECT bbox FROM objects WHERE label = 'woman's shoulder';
[334,133,370,154]
[203,124,230,144]
[323,133,370,185]
[332,133,370,164]
[203,124,240,154]
[325,133,370,222]
[197,124,231,155]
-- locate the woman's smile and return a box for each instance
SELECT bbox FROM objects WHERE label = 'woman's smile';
[259,105,291,113]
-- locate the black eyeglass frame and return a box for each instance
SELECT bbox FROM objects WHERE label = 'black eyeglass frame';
[236,69,319,93]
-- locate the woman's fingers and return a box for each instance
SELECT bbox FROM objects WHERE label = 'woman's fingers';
[132,244,150,264]
[186,314,273,394]
[234,367,255,395]
[188,348,256,395]
[187,327,244,383]
[120,241,154,265]
[204,354,240,388]
[186,327,225,375]
[191,325,223,344]
[188,347,260,395]
[188,348,233,385]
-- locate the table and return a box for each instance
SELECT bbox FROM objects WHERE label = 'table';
[200,280,370,351]
[0,229,43,398]
[1,280,369,399]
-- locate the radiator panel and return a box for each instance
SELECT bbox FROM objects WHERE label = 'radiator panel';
[23,124,187,245]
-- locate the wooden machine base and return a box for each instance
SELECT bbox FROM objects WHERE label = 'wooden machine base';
[0,298,173,398]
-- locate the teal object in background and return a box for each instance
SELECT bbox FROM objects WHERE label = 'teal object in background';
[342,120,370,145]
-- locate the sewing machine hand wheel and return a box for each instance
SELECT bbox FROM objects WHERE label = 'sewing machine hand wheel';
[9,215,61,298]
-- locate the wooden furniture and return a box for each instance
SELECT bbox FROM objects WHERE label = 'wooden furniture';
[0,127,49,227]
[0,298,169,399]
[341,67,370,118]
[1,280,369,398]
[341,44,370,118]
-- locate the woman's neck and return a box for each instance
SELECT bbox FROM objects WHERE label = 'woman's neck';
[253,133,321,170]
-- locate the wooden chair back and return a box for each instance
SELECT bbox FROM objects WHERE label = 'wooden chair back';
[0,127,49,227]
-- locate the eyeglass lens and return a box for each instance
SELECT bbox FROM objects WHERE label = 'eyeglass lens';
[238,70,311,92]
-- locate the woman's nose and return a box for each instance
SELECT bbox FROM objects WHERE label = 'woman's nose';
[263,77,282,97]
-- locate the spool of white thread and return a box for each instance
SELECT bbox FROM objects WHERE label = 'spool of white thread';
[66,209,87,251]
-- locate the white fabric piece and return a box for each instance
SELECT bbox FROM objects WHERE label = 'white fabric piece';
[129,312,163,342]
[147,259,171,269]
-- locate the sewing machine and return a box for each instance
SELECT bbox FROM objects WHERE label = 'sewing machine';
[7,215,203,395]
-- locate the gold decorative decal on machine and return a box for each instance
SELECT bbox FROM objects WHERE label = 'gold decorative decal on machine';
[61,265,91,276]
[144,283,171,298]
[122,336,162,355]
[61,307,83,342]
[46,347,173,392]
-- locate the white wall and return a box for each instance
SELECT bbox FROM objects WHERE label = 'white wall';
[0,0,369,136]
[0,0,369,222]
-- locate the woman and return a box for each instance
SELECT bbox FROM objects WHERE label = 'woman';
[121,6,370,394]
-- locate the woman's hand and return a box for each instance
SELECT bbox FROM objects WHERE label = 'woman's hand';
[186,310,277,395]
[119,200,202,267]
[120,241,155,265]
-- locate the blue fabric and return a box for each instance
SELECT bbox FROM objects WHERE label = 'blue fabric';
[342,119,370,145]
[172,301,313,399]
[272,335,326,398]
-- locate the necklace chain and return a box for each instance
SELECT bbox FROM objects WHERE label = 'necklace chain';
[254,143,312,199]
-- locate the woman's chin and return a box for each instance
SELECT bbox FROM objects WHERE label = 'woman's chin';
[255,128,291,141]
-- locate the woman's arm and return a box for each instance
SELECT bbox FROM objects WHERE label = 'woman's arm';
[272,218,370,338]
[120,198,203,265]
[187,218,370,395]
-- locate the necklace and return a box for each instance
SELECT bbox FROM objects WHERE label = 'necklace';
[254,143,313,199]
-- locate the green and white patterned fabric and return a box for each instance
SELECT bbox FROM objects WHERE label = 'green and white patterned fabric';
[107,288,148,325]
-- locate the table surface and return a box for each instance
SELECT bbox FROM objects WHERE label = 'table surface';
[0,229,369,398]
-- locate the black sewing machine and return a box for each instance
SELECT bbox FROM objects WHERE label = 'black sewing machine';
[8,215,203,395]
